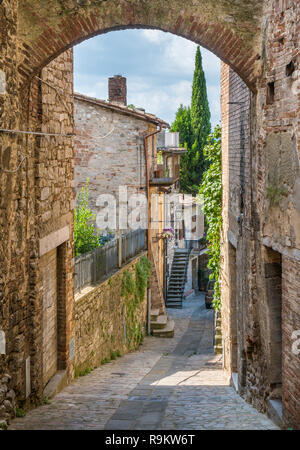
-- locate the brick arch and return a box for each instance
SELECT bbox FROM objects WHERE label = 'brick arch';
[18,0,263,91]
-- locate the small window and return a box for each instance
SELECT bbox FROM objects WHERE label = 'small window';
[286,60,295,77]
[267,82,275,105]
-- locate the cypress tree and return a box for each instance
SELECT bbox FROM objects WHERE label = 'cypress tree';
[190,46,211,190]
[170,46,211,195]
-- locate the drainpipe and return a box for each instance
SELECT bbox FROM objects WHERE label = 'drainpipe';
[143,122,163,253]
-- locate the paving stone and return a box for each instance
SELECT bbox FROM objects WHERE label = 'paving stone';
[9,294,279,430]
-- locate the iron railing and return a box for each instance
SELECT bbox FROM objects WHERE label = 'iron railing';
[75,228,146,293]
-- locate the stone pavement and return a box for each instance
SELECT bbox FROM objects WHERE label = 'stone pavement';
[9,294,278,430]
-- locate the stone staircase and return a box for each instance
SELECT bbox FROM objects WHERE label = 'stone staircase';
[150,308,174,338]
[166,248,190,308]
[214,312,223,354]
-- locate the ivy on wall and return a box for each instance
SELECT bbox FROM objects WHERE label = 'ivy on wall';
[199,125,222,310]
[121,256,152,346]
[74,255,152,376]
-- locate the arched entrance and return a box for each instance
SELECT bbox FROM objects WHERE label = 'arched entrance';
[1,0,300,429]
[18,0,263,90]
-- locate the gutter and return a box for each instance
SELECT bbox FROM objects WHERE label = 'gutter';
[144,122,166,253]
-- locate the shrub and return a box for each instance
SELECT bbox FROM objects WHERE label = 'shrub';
[74,178,100,257]
[199,125,222,310]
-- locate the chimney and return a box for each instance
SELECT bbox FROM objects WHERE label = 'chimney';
[108,75,127,105]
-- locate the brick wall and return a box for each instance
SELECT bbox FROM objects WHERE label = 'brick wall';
[221,0,300,428]
[220,63,251,379]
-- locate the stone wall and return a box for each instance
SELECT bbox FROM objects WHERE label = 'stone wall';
[74,94,151,223]
[74,253,148,373]
[0,0,300,431]
[220,0,300,428]
[220,63,251,381]
[0,18,75,423]
[253,0,300,428]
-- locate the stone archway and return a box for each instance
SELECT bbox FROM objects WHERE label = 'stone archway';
[2,0,300,430]
[18,0,264,90]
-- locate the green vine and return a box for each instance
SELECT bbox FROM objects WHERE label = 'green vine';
[74,178,100,257]
[121,256,151,347]
[121,256,151,304]
[199,125,222,310]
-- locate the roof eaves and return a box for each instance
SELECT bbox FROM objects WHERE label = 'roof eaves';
[74,92,170,128]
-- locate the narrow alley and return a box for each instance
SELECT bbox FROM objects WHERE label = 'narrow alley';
[9,295,278,431]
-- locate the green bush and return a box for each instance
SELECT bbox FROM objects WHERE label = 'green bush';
[74,178,100,257]
[199,125,222,310]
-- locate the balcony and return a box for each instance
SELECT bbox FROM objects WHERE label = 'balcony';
[149,165,174,187]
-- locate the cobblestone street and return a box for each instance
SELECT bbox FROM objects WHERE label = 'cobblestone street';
[9,295,278,430]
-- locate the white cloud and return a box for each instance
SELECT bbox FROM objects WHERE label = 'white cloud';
[74,29,221,128]
[141,29,169,44]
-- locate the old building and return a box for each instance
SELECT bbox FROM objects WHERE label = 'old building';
[74,75,168,225]
[74,76,187,317]
[0,0,299,430]
[220,60,300,428]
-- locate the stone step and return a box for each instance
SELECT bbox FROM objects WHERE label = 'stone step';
[215,326,222,334]
[214,345,223,355]
[166,304,182,309]
[215,336,222,345]
[150,308,160,321]
[150,314,168,330]
[153,320,175,338]
[167,298,182,303]
[166,299,182,304]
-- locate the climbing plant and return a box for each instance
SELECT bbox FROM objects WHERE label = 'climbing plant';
[121,256,152,304]
[121,256,152,347]
[199,125,222,310]
[74,178,100,257]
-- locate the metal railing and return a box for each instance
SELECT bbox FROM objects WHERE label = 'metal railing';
[75,228,146,293]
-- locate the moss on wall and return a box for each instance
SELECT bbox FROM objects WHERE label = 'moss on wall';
[74,252,150,374]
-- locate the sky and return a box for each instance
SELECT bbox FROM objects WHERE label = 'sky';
[74,29,221,128]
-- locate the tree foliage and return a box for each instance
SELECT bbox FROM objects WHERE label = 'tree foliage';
[170,104,194,150]
[199,125,222,310]
[74,178,100,257]
[191,46,211,177]
[171,46,211,196]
